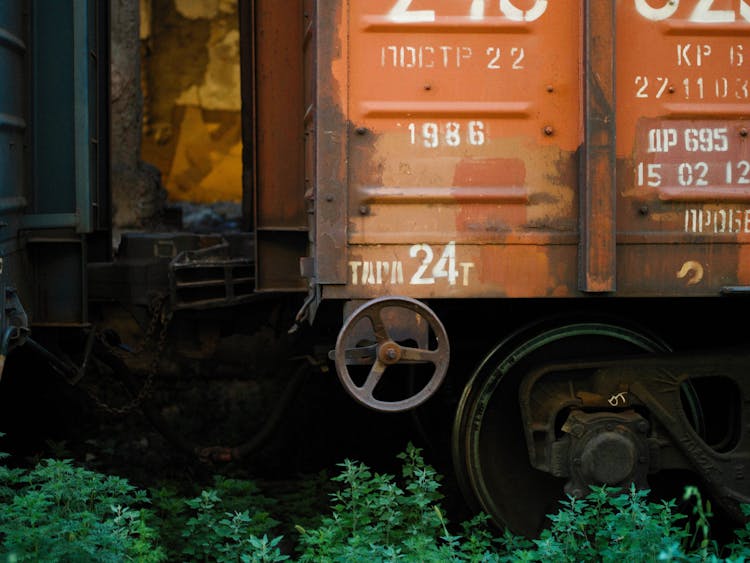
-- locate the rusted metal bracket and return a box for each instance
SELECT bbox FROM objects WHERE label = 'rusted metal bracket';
[169,236,255,310]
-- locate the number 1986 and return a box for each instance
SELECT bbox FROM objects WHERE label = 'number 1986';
[408,121,486,148]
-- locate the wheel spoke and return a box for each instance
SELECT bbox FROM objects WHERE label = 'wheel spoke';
[400,346,441,364]
[365,305,390,343]
[343,344,377,365]
[360,360,386,397]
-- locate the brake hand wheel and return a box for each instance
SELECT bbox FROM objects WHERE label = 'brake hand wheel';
[333,296,450,412]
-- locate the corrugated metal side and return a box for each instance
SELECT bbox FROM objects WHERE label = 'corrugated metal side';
[0,1,28,249]
[318,0,583,299]
[0,1,108,326]
[615,1,750,296]
[30,2,77,222]
[26,0,105,325]
[313,0,750,300]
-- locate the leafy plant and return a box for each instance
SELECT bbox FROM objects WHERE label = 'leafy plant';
[295,442,504,561]
[0,446,165,562]
[503,484,743,563]
[5,430,750,562]
[294,443,750,562]
[150,475,287,562]
[720,502,750,561]
[518,485,691,562]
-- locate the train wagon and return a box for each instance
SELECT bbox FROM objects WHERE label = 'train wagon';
[3,0,750,538]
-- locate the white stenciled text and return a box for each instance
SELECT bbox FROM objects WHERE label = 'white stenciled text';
[685,208,750,234]
[387,0,549,23]
[380,44,526,70]
[636,0,750,22]
[634,75,749,100]
[637,161,750,188]
[646,127,729,153]
[408,121,486,148]
[348,242,475,287]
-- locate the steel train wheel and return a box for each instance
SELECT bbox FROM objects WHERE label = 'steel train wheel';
[451,320,670,538]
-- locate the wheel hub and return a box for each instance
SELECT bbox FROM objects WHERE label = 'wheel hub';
[563,410,650,497]
[333,296,450,412]
[451,320,669,537]
[581,431,636,484]
[378,341,402,365]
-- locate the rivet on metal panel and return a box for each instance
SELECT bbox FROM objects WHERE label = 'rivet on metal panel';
[355,126,368,135]
[359,205,370,216]
[639,206,649,215]
[424,84,432,91]
[668,86,675,94]
[740,128,748,138]
[544,126,554,136]
[546,85,554,93]
[326,195,334,202]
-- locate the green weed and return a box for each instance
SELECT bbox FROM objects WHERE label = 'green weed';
[295,442,506,561]
[0,435,165,562]
[3,431,750,562]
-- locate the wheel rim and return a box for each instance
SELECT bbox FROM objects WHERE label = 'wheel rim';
[452,321,670,537]
[334,297,450,412]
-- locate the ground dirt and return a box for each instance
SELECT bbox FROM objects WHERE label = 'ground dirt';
[0,343,471,545]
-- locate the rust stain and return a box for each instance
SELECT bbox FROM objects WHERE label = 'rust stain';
[738,245,750,283]
[452,157,526,186]
[451,157,526,234]
[477,245,554,297]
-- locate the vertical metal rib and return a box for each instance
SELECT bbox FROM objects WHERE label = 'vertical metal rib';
[579,0,616,292]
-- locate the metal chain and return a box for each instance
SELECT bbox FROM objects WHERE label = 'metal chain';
[86,295,173,416]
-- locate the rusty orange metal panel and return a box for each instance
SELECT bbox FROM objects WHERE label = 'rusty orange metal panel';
[311,0,750,300]
[615,0,750,296]
[317,0,583,298]
[252,0,308,291]
[254,0,306,229]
